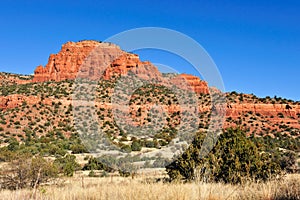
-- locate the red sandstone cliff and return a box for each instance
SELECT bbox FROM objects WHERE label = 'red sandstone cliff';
[32,41,209,94]
[32,41,164,82]
[33,41,119,82]
[102,53,162,81]
[1,40,298,137]
[171,74,209,94]
[0,94,52,109]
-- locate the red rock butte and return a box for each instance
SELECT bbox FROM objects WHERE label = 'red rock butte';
[33,41,114,82]
[0,40,299,137]
[30,40,300,132]
[32,40,210,94]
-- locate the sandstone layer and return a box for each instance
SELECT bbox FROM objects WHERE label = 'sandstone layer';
[0,40,298,137]
[32,41,209,95]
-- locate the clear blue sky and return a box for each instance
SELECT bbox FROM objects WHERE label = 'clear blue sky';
[0,0,299,100]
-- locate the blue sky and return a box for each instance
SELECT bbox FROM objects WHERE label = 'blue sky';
[0,0,299,100]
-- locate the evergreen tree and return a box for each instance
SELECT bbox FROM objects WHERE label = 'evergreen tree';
[166,128,282,184]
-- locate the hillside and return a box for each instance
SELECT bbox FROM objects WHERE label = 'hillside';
[0,40,299,153]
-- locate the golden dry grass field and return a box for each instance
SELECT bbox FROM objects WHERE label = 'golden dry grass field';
[0,173,299,200]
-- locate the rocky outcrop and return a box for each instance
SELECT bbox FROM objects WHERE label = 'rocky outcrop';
[33,41,163,82]
[32,41,209,95]
[225,103,300,130]
[33,41,122,82]
[0,73,32,85]
[10,40,299,137]
[0,94,52,109]
[171,74,209,94]
[103,53,162,81]
[226,103,300,118]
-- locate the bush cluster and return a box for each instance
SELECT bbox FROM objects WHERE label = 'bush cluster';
[166,128,284,184]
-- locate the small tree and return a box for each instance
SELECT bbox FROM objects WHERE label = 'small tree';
[82,156,113,172]
[70,143,88,154]
[166,128,282,184]
[54,154,80,177]
[0,154,58,190]
[131,141,142,151]
[7,137,19,151]
[29,156,58,188]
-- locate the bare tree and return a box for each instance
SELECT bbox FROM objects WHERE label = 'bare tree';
[0,154,58,190]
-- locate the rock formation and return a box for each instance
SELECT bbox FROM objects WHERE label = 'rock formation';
[171,74,209,94]
[102,53,162,81]
[1,40,298,137]
[0,94,51,109]
[0,73,32,85]
[33,40,122,82]
[32,40,210,94]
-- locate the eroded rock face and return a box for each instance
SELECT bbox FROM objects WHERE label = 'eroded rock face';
[32,41,164,82]
[18,40,300,136]
[0,94,51,109]
[171,74,209,94]
[33,41,121,82]
[32,41,210,95]
[0,73,32,85]
[226,103,300,118]
[103,53,163,81]
[224,103,300,130]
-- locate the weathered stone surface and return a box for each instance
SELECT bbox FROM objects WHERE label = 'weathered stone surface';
[33,41,116,82]
[171,74,209,94]
[32,41,209,94]
[0,73,32,85]
[224,103,300,130]
[226,103,300,118]
[103,53,162,81]
[0,94,51,109]
[1,40,298,137]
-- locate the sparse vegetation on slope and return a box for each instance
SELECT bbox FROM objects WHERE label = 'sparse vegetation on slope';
[0,43,300,199]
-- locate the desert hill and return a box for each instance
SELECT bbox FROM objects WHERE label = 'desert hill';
[0,40,299,151]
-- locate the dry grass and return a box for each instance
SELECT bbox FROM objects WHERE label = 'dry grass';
[0,174,299,200]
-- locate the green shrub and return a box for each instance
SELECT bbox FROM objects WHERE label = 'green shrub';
[70,144,88,154]
[121,145,132,153]
[88,170,97,177]
[131,141,142,151]
[7,137,19,151]
[83,156,112,172]
[166,128,282,184]
[54,154,80,177]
